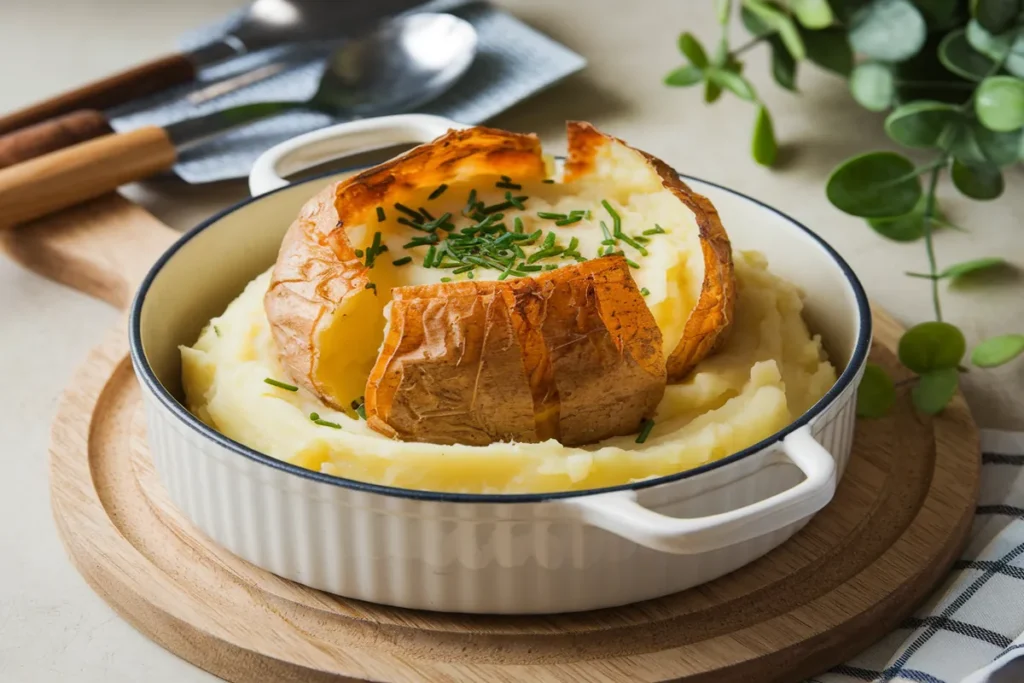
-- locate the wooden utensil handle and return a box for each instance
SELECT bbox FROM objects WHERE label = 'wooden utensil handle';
[0,54,196,136]
[0,126,177,229]
[0,110,113,169]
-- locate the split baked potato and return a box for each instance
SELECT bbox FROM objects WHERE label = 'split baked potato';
[265,122,736,446]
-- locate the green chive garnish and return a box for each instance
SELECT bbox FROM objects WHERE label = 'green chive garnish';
[514,216,524,233]
[314,419,342,429]
[567,237,579,253]
[636,419,655,444]
[542,179,556,184]
[542,231,557,249]
[309,412,320,421]
[600,220,613,242]
[518,263,543,272]
[635,234,651,244]
[365,232,383,268]
[424,245,437,268]
[213,325,221,337]
[452,264,474,274]
[640,287,651,297]
[428,183,448,200]
[537,211,567,220]
[365,282,377,293]
[394,203,422,221]
[602,199,622,237]
[440,277,452,282]
[264,378,298,391]
[376,207,386,222]
[626,258,641,269]
[419,207,435,223]
[543,264,558,270]
[392,256,412,266]
[618,232,648,256]
[643,225,667,235]
[505,191,526,209]
[555,215,583,226]
[355,404,366,420]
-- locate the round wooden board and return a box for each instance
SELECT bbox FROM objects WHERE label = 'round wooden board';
[49,307,980,683]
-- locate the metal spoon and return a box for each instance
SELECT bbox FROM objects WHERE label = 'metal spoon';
[0,12,478,229]
[167,12,478,148]
[0,0,427,135]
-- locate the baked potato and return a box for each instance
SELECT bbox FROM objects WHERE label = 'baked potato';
[265,122,735,446]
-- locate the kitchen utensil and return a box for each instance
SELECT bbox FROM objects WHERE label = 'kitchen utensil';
[0,57,301,171]
[0,13,477,230]
[97,113,870,614]
[0,0,426,136]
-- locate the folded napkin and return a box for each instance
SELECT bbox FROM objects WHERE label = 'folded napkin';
[107,0,585,184]
[812,430,1024,683]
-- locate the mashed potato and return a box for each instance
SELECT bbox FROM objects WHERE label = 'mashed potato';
[180,250,836,494]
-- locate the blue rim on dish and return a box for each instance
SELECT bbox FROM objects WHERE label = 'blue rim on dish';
[128,169,872,504]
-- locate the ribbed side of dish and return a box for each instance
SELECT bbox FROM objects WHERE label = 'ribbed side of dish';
[143,375,859,615]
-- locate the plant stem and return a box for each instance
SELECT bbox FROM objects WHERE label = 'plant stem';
[921,163,944,322]
[732,35,768,57]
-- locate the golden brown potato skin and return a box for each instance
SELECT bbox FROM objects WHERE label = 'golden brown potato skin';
[565,121,736,380]
[365,256,666,446]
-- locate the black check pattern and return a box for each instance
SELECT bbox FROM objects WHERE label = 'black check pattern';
[807,440,1024,683]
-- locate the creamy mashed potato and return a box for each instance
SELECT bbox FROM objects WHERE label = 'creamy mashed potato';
[181,250,836,494]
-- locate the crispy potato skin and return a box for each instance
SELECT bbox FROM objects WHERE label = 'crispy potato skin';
[265,127,546,404]
[565,121,736,380]
[366,257,666,446]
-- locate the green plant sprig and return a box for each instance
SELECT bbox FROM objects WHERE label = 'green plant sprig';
[666,0,1024,417]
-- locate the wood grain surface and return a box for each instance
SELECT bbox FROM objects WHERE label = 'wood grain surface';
[0,109,113,169]
[0,127,177,229]
[0,53,195,136]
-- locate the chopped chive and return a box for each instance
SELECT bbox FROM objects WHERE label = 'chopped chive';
[355,404,366,420]
[601,199,622,237]
[643,224,667,235]
[496,179,523,190]
[424,245,437,268]
[354,249,364,257]
[585,210,592,220]
[567,237,579,253]
[365,282,377,294]
[626,258,641,269]
[634,234,651,244]
[376,206,386,222]
[600,220,613,242]
[527,247,563,264]
[513,244,526,259]
[213,325,221,337]
[419,207,435,222]
[542,231,557,249]
[428,183,448,200]
[365,232,383,268]
[505,191,526,209]
[523,229,543,245]
[264,378,298,392]
[397,216,429,232]
[518,263,543,272]
[542,178,556,183]
[423,211,452,231]
[618,232,649,256]
[394,203,422,220]
[452,264,475,274]
[403,235,438,248]
[378,245,389,253]
[514,216,524,233]
[468,271,474,279]
[498,259,516,280]
[500,175,512,183]
[555,215,583,226]
[537,211,567,220]
[636,419,655,444]
[482,201,514,214]
[440,277,452,282]
[310,412,320,420]
[640,287,651,297]
[543,264,558,270]
[392,256,412,266]
[314,419,342,429]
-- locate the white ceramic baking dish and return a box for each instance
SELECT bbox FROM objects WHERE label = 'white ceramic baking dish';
[129,114,870,615]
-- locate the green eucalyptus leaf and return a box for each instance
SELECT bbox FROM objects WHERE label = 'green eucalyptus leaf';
[705,79,723,102]
[938,29,996,81]
[965,19,1013,60]
[745,0,807,59]
[1004,35,1024,78]
[971,0,1021,35]
[972,334,1024,367]
[665,65,705,87]
[679,32,709,68]
[741,4,773,35]
[939,256,1008,279]
[976,76,1024,132]
[856,363,896,417]
[884,101,961,147]
[898,321,966,373]
[709,69,758,101]
[717,0,734,24]
[849,0,927,62]
[951,159,1005,199]
[752,106,778,166]
[911,367,960,415]
[827,151,921,217]
[972,124,1023,165]
[868,212,925,241]
[801,27,854,75]
[770,36,799,90]
[948,121,990,165]
[850,62,895,111]
[792,0,835,27]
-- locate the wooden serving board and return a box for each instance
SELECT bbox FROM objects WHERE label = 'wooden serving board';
[3,195,981,683]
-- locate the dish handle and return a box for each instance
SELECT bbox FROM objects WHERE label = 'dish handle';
[559,425,836,554]
[248,114,468,196]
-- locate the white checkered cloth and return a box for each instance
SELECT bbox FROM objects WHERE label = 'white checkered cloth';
[810,430,1024,683]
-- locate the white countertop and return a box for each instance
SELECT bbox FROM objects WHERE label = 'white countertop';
[2,1,1022,681]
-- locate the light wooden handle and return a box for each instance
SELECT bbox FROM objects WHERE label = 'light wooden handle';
[0,126,177,229]
[0,109,113,169]
[0,54,196,135]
